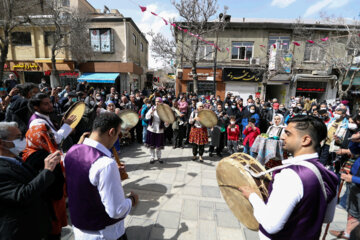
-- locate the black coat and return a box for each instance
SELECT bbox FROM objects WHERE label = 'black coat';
[0,157,55,240]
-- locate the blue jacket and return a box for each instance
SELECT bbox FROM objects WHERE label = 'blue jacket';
[141,104,150,127]
[348,141,360,184]
[241,113,260,130]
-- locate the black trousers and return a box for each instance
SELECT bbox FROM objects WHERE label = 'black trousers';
[173,125,186,147]
[117,233,128,240]
[193,144,205,156]
[135,121,143,143]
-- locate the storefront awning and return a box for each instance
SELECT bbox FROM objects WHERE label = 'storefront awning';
[78,73,119,83]
[343,77,360,86]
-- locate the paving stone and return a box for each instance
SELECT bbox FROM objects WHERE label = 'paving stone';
[215,202,229,210]
[182,199,198,220]
[126,218,155,240]
[157,171,176,183]
[202,178,219,187]
[243,228,260,240]
[202,186,221,198]
[215,210,240,228]
[199,220,217,240]
[183,185,202,196]
[149,225,179,239]
[177,220,198,240]
[217,227,246,240]
[160,197,183,212]
[199,200,214,208]
[199,206,214,220]
[156,210,181,229]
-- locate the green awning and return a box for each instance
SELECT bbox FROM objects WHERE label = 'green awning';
[343,77,360,86]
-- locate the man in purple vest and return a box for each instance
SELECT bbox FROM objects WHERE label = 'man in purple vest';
[239,115,338,240]
[65,112,139,240]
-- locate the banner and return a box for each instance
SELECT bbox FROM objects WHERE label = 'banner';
[90,30,100,52]
[100,29,111,52]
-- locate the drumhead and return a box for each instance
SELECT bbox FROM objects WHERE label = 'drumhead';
[157,103,175,124]
[216,153,271,231]
[62,102,86,129]
[198,109,218,128]
[118,110,139,130]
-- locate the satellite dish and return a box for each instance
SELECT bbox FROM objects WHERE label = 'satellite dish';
[104,5,110,13]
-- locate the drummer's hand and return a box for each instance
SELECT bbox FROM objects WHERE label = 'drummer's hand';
[194,117,200,121]
[341,173,353,183]
[129,191,139,207]
[63,115,77,125]
[238,186,256,199]
[78,132,90,144]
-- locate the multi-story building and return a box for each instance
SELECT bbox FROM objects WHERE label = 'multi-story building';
[175,18,355,103]
[2,0,148,92]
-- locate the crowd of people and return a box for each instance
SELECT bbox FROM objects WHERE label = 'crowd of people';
[1,73,360,239]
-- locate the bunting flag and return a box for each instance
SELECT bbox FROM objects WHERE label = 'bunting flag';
[293,41,300,46]
[171,23,176,27]
[321,37,329,42]
[183,29,188,33]
[226,47,230,52]
[272,43,277,49]
[151,12,158,16]
[259,45,265,47]
[162,18,168,25]
[177,26,183,31]
[139,5,146,12]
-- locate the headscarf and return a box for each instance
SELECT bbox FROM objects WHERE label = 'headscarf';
[105,100,115,106]
[196,102,203,109]
[155,97,163,103]
[272,114,284,126]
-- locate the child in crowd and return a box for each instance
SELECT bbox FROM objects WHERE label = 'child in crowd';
[227,116,240,154]
[243,118,260,157]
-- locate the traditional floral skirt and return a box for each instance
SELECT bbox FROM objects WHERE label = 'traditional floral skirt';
[145,130,165,149]
[189,127,208,145]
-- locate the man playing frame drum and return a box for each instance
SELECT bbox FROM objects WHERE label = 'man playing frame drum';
[239,115,338,240]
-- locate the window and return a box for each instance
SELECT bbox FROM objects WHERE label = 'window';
[232,42,253,60]
[90,29,114,53]
[44,31,55,46]
[268,36,290,51]
[140,42,144,52]
[304,42,325,62]
[132,33,137,45]
[62,0,70,6]
[11,32,31,46]
[196,42,214,60]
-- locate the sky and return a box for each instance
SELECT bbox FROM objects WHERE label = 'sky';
[87,0,360,69]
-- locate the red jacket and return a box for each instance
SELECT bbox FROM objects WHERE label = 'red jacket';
[227,125,240,141]
[243,126,260,147]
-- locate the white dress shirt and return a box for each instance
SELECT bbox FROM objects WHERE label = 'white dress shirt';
[248,153,336,240]
[73,138,132,240]
[29,112,72,144]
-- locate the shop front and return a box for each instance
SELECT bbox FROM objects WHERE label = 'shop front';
[266,74,291,103]
[223,68,263,101]
[178,67,223,97]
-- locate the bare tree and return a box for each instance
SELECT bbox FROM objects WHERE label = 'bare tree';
[42,0,92,87]
[293,16,360,100]
[0,0,41,83]
[150,0,227,94]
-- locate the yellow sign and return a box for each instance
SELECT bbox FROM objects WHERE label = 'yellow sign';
[13,63,40,70]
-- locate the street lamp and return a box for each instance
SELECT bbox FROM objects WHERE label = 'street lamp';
[213,13,231,96]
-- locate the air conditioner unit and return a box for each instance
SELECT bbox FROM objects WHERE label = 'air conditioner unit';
[250,58,260,65]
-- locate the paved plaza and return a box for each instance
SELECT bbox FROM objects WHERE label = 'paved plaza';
[61,143,348,240]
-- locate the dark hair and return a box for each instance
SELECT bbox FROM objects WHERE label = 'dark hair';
[230,115,236,120]
[355,115,360,123]
[318,109,328,115]
[249,118,256,123]
[28,93,50,112]
[335,108,346,115]
[288,115,327,151]
[292,107,300,114]
[18,83,38,97]
[92,112,122,134]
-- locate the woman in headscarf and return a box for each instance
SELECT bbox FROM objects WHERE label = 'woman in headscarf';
[266,114,285,138]
[189,102,208,162]
[145,97,169,163]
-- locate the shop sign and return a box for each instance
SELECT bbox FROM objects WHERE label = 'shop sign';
[282,53,293,73]
[13,63,40,70]
[59,72,79,77]
[296,88,325,92]
[223,68,262,82]
[183,68,222,81]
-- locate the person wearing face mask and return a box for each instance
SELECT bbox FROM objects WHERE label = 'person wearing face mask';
[319,110,331,125]
[0,122,62,240]
[319,108,349,168]
[241,105,260,140]
[227,116,240,154]
[64,113,139,240]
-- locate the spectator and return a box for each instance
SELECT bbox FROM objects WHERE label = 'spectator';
[243,118,260,157]
[76,81,87,92]
[227,116,240,154]
[4,73,18,93]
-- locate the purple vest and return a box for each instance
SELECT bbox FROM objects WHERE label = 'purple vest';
[28,113,57,130]
[260,158,338,240]
[64,144,122,231]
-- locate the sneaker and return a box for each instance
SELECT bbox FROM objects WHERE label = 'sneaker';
[192,156,197,161]
[150,159,155,164]
[158,159,164,164]
[329,230,349,239]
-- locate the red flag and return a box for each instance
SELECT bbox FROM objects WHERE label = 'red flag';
[151,12,158,16]
[307,40,314,43]
[226,47,230,52]
[321,37,329,41]
[177,26,183,31]
[259,45,265,47]
[162,18,168,25]
[293,41,300,46]
[358,33,360,37]
[272,43,276,49]
[183,29,188,33]
[171,23,176,27]
[139,5,147,12]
